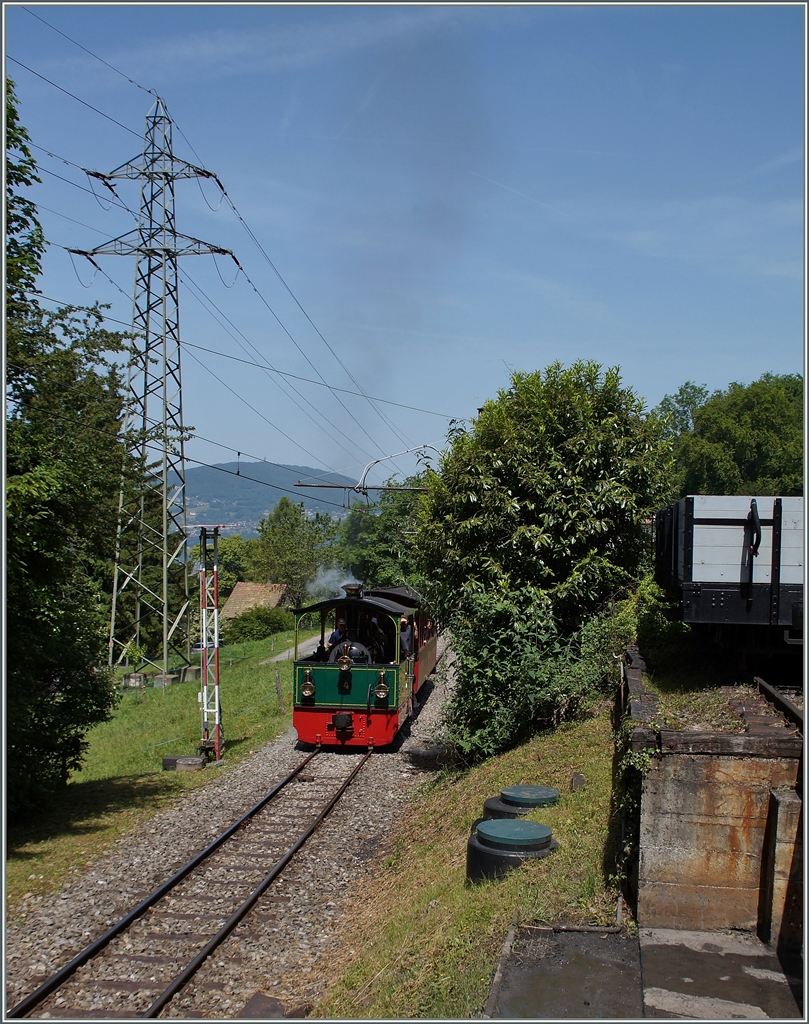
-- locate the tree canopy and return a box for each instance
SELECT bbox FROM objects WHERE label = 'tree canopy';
[251,496,338,607]
[656,373,803,497]
[338,474,425,590]
[417,361,672,634]
[6,80,128,816]
[415,362,672,758]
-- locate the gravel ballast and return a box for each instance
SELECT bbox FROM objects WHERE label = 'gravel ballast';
[5,638,455,1019]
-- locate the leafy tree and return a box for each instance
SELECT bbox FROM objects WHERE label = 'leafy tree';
[339,474,425,588]
[6,81,128,815]
[250,496,338,607]
[6,79,44,323]
[654,381,709,439]
[418,362,672,633]
[415,361,672,758]
[191,533,258,601]
[674,374,803,497]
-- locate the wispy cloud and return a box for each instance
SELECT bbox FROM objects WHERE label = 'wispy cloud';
[39,8,465,87]
[473,178,802,280]
[733,147,803,182]
[572,195,803,279]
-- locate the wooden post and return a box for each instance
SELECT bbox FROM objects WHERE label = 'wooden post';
[275,668,283,712]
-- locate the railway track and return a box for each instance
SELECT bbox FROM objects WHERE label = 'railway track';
[8,748,371,1020]
[755,677,804,733]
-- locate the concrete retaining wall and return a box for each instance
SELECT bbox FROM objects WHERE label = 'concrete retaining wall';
[637,740,800,933]
[624,647,803,949]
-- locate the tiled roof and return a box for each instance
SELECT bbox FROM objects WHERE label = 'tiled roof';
[221,581,287,619]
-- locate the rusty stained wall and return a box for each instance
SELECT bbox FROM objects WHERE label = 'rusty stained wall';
[638,751,800,932]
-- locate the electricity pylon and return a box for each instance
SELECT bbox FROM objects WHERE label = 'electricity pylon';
[71,98,234,678]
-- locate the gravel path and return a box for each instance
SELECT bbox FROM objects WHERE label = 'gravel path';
[5,637,456,1019]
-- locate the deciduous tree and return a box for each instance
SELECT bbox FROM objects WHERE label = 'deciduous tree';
[251,497,338,607]
[415,361,672,758]
[6,80,127,816]
[674,374,802,497]
[339,474,425,589]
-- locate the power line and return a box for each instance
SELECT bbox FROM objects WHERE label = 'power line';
[22,110,409,462]
[167,114,413,450]
[13,51,418,468]
[37,164,135,213]
[220,187,414,450]
[183,347,332,472]
[181,339,454,418]
[67,256,370,475]
[27,176,383,460]
[21,6,159,99]
[8,350,363,485]
[178,268,374,464]
[31,135,397,461]
[64,256,338,468]
[12,45,411,455]
[31,276,454,420]
[7,55,142,139]
[28,269,373,470]
[9,397,355,513]
[230,256,401,462]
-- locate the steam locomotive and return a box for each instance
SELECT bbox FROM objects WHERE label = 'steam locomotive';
[291,583,437,747]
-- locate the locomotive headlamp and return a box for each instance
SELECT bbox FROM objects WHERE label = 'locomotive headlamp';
[301,669,315,698]
[337,642,353,672]
[374,672,389,700]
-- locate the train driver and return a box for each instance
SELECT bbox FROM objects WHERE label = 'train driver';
[327,618,348,648]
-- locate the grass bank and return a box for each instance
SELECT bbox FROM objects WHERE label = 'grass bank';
[316,703,620,1019]
[6,631,316,914]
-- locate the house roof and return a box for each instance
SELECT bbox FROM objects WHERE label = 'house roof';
[221,581,287,619]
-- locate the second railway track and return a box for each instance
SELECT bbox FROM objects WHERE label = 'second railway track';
[10,749,372,1019]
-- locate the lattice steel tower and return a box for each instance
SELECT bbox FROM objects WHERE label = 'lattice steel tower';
[72,98,233,676]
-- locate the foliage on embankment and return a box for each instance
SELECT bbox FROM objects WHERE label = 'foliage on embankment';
[416,362,673,758]
[316,705,619,1019]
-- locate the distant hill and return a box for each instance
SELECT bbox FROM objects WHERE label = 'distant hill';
[184,461,355,536]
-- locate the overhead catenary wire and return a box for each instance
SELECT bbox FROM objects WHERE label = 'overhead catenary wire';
[31,136,404,467]
[13,50,423,474]
[12,35,414,456]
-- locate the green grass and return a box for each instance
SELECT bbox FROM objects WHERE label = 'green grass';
[6,630,317,913]
[84,634,304,781]
[315,704,620,1019]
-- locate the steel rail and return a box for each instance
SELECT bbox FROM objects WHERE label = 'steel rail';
[143,748,373,1017]
[755,677,804,732]
[7,749,321,1020]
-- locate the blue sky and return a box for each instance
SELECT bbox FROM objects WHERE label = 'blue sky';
[5,4,805,487]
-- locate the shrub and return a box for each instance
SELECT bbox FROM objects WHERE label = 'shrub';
[222,606,294,644]
[418,362,672,759]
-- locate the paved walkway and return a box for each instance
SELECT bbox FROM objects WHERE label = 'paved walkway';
[640,928,802,1020]
[259,634,321,664]
[488,926,802,1019]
